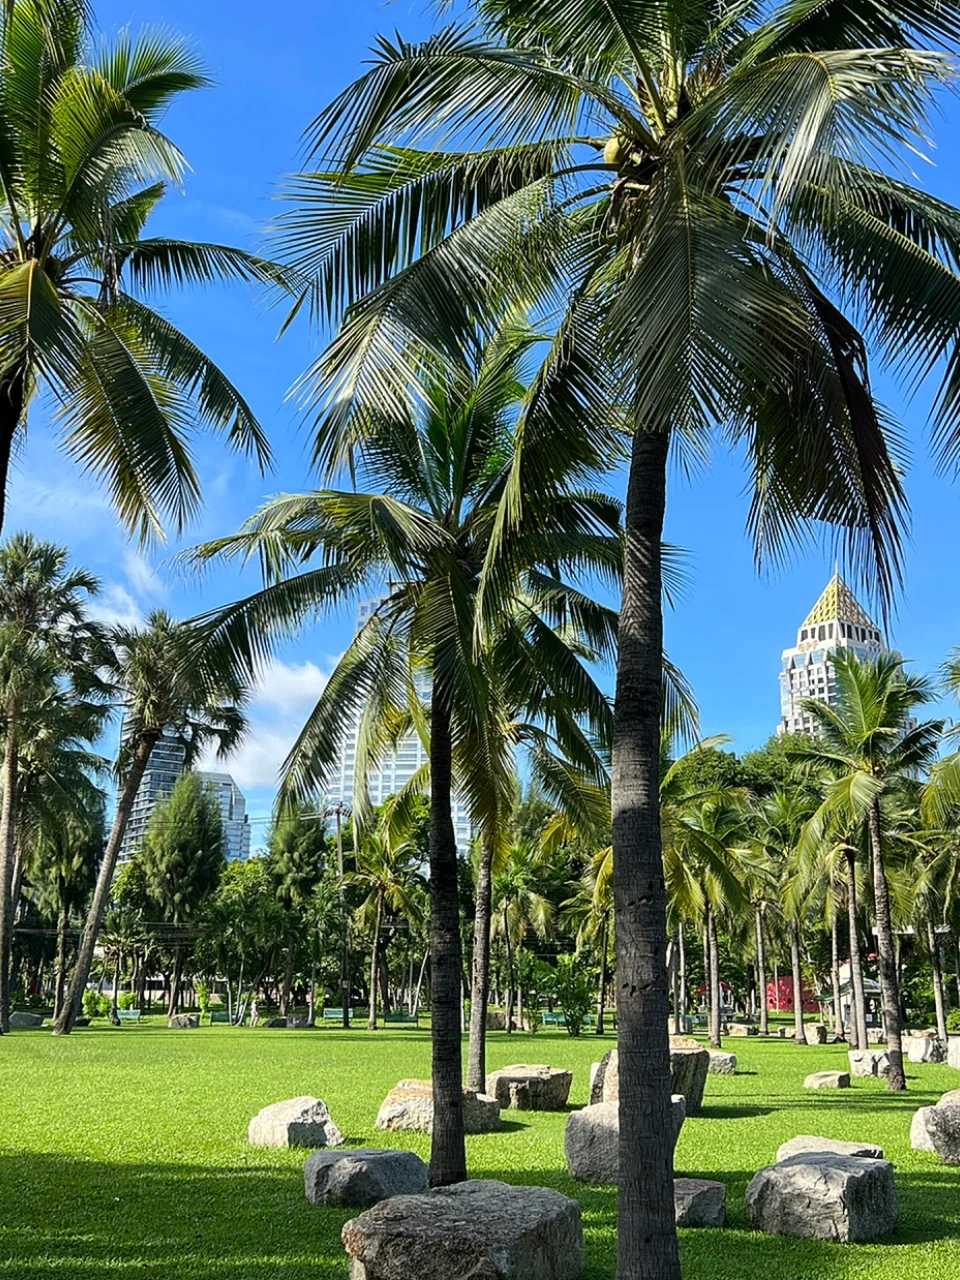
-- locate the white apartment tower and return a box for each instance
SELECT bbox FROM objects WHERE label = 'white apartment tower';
[778,573,893,736]
[325,598,474,851]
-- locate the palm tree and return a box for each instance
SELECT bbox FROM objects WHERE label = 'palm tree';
[492,842,554,1031]
[53,611,247,1034]
[794,652,944,1090]
[346,808,423,1030]
[0,534,102,1029]
[189,318,622,1185]
[562,845,614,1035]
[280,5,960,1268]
[0,1,281,535]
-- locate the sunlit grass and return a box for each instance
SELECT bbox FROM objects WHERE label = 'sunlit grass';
[1,1024,958,1277]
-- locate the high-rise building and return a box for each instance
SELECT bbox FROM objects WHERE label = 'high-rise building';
[325,598,475,851]
[119,728,188,859]
[195,772,252,861]
[777,572,895,736]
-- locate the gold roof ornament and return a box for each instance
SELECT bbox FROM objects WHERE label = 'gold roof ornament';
[802,573,876,630]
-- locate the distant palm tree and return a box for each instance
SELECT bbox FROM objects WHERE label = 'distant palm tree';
[492,842,554,1031]
[562,845,614,1035]
[0,1,281,535]
[282,4,960,1267]
[53,611,248,1034]
[795,652,944,1089]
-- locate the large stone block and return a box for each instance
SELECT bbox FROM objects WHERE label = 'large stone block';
[485,1064,572,1111]
[565,1097,685,1185]
[804,1071,850,1090]
[776,1136,884,1162]
[305,1148,427,1208]
[848,1049,891,1079]
[910,1097,960,1164]
[866,1027,885,1045]
[9,1011,43,1028]
[674,1178,726,1227]
[590,1042,709,1115]
[804,1023,828,1045]
[248,1096,344,1148]
[341,1180,582,1280]
[376,1080,501,1134]
[708,1050,737,1075]
[168,1013,199,1029]
[947,1037,960,1070]
[727,1023,758,1037]
[908,1034,947,1064]
[746,1153,898,1242]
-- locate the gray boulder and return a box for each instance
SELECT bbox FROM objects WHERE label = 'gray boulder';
[910,1097,960,1164]
[707,1050,737,1076]
[776,1136,884,1162]
[746,1153,897,1242]
[305,1148,428,1208]
[485,1064,572,1111]
[590,1040,709,1115]
[248,1096,344,1148]
[9,1011,43,1028]
[948,1037,960,1070]
[376,1079,501,1134]
[804,1023,828,1045]
[727,1022,758,1037]
[674,1178,726,1227]
[804,1071,850,1090]
[848,1049,891,1079]
[168,1013,199,1029]
[341,1179,582,1280]
[907,1034,946,1064]
[565,1097,685,1185]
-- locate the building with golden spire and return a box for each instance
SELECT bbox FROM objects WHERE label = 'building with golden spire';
[777,572,894,736]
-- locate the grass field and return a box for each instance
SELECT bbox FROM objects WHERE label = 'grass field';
[1,1024,958,1278]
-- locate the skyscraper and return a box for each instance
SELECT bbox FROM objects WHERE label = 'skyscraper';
[195,772,252,861]
[777,573,894,736]
[325,599,475,851]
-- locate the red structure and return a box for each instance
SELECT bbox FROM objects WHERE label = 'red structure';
[766,976,818,1014]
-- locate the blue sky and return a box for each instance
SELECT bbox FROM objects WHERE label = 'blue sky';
[10,2,960,842]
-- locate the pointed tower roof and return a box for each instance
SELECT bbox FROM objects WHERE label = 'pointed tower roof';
[802,573,875,630]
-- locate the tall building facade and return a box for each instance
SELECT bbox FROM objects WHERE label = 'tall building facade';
[325,598,475,851]
[196,772,252,861]
[778,573,893,736]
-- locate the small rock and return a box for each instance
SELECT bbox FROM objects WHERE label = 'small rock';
[746,1153,897,1242]
[804,1071,850,1090]
[848,1049,891,1078]
[376,1079,501,1134]
[776,1136,884,1162]
[674,1178,726,1227]
[708,1050,737,1075]
[305,1148,427,1207]
[485,1064,572,1111]
[341,1179,582,1280]
[565,1097,685,1184]
[248,1096,343,1148]
[167,1013,199,1029]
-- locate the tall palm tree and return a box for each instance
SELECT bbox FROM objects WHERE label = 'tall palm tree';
[53,610,248,1034]
[346,809,423,1030]
[280,4,960,1268]
[492,841,554,1031]
[0,534,102,1029]
[794,652,944,1089]
[562,844,614,1035]
[188,318,622,1185]
[0,1,281,535]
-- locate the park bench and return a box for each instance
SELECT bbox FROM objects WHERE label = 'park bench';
[323,1007,345,1023]
[117,1009,141,1024]
[209,1011,231,1024]
[541,1011,566,1027]
[384,1011,419,1028]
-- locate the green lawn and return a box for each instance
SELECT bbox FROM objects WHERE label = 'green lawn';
[1,1025,958,1278]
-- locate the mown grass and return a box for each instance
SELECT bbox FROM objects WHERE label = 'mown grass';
[1,1023,958,1278]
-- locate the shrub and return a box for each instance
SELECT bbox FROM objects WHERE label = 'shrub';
[546,954,594,1037]
[196,982,210,1015]
[82,990,99,1019]
[947,1009,960,1033]
[118,991,137,1011]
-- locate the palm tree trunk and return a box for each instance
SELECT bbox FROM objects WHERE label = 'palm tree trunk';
[597,915,609,1036]
[677,922,687,1033]
[113,954,122,1017]
[927,919,948,1043]
[368,890,383,1031]
[611,429,679,1280]
[755,907,769,1036]
[54,733,157,1035]
[53,903,69,1023]
[845,849,868,1050]
[167,949,183,1020]
[790,921,805,1044]
[0,365,25,536]
[831,914,845,1041]
[281,941,295,1020]
[707,905,721,1048]
[308,957,318,1027]
[503,907,515,1033]
[427,690,466,1186]
[867,801,905,1090]
[0,695,19,1032]
[467,824,495,1090]
[413,950,428,1017]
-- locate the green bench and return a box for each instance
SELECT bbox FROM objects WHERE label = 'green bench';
[117,1009,141,1023]
[384,1011,419,1028]
[323,1008,345,1023]
[209,1011,231,1024]
[541,1011,566,1027]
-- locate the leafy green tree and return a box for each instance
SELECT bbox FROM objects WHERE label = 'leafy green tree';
[139,773,225,1017]
[545,953,594,1037]
[195,859,286,1022]
[281,2,960,1265]
[0,533,102,1029]
[55,611,247,1034]
[795,652,944,1089]
[265,802,328,1018]
[0,0,281,536]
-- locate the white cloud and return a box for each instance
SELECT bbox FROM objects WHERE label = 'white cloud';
[88,584,144,629]
[123,550,166,599]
